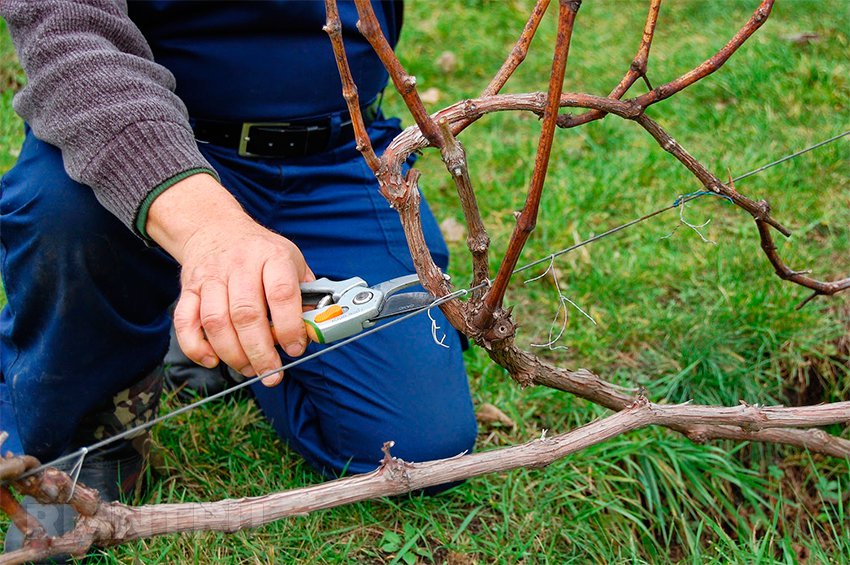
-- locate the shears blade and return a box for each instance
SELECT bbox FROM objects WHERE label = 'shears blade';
[370,291,436,322]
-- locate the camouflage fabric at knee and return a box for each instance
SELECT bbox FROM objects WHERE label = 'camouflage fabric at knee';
[75,367,163,446]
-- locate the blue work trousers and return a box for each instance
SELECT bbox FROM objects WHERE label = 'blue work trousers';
[0,116,477,476]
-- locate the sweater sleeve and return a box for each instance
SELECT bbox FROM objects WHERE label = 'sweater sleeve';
[1,0,218,236]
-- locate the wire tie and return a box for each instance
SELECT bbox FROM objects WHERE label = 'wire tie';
[673,190,735,207]
[427,308,449,349]
[66,447,88,502]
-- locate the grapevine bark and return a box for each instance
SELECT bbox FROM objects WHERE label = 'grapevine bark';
[2,399,849,564]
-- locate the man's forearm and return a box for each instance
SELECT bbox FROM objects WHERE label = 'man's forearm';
[146,173,246,262]
[2,0,214,235]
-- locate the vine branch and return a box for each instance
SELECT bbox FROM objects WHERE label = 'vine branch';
[558,0,661,128]
[483,0,552,97]
[480,0,582,327]
[323,0,381,172]
[353,0,445,149]
[438,119,491,300]
[633,0,774,108]
[2,398,848,564]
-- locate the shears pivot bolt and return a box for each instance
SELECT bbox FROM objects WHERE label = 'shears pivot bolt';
[353,291,374,305]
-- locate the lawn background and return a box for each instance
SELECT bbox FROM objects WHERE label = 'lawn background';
[1,1,849,562]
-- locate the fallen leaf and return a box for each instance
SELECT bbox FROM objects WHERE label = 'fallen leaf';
[782,32,821,45]
[420,87,441,105]
[476,403,516,429]
[440,217,466,243]
[713,97,737,111]
[436,51,457,74]
[447,551,478,565]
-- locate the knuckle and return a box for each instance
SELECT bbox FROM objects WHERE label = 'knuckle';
[173,308,196,329]
[181,266,212,286]
[266,280,300,305]
[172,310,194,329]
[173,293,198,319]
[200,311,230,333]
[230,302,266,328]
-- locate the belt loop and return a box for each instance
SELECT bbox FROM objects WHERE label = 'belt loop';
[327,113,343,150]
[369,90,384,123]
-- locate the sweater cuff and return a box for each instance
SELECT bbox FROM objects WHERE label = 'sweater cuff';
[80,120,219,235]
[134,167,218,241]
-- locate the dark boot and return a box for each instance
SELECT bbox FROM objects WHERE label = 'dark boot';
[3,368,161,563]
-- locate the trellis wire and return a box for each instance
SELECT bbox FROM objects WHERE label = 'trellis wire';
[515,129,849,276]
[5,128,847,484]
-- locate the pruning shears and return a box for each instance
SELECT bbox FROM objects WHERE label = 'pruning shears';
[300,274,435,344]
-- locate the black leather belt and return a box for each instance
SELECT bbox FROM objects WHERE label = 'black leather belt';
[192,98,381,158]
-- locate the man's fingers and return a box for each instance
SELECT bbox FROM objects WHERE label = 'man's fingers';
[303,266,317,284]
[228,265,283,383]
[161,199,312,387]
[264,258,309,358]
[199,278,252,375]
[173,289,219,368]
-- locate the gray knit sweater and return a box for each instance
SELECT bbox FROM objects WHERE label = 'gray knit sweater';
[2,0,215,236]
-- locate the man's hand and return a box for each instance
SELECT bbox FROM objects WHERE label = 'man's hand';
[147,173,314,386]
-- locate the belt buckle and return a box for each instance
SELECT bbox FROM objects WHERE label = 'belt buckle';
[238,121,292,157]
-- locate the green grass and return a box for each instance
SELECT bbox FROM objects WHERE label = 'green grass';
[3,1,850,562]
